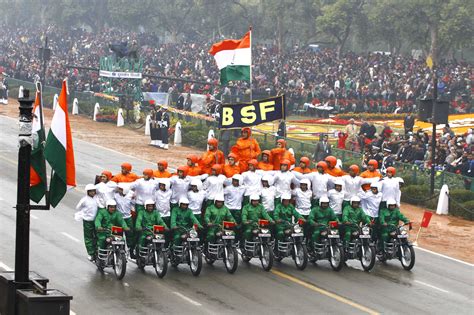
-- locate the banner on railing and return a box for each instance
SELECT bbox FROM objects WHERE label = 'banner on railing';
[99,70,142,79]
[218,95,285,129]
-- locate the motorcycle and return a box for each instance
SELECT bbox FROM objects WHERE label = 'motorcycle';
[273,218,308,270]
[343,223,376,271]
[96,226,127,280]
[377,223,415,270]
[170,225,202,276]
[137,225,168,278]
[241,219,274,271]
[308,221,344,271]
[204,221,239,274]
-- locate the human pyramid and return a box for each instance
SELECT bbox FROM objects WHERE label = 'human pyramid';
[76,127,409,267]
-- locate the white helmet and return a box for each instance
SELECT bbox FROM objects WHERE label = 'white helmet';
[280,192,292,201]
[319,196,330,205]
[158,178,171,190]
[386,199,397,206]
[350,196,361,203]
[85,184,96,192]
[249,194,260,201]
[214,194,225,202]
[261,174,273,185]
[179,197,190,205]
[370,182,380,189]
[106,200,117,207]
[117,183,129,195]
[144,199,155,207]
[334,179,344,187]
[232,174,243,183]
[300,178,311,189]
[190,178,202,190]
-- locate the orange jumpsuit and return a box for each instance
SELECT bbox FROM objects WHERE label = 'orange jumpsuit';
[187,165,202,176]
[326,167,346,177]
[258,161,274,171]
[111,172,140,183]
[271,146,295,170]
[360,170,382,191]
[223,164,241,178]
[200,149,225,175]
[293,167,312,174]
[232,128,261,171]
[153,170,172,178]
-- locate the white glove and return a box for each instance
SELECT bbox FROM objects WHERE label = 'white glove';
[158,121,163,127]
[162,121,168,127]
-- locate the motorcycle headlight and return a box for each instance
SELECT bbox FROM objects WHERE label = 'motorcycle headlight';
[155,234,164,239]
[330,229,338,235]
[400,227,408,236]
[261,228,269,234]
[189,229,198,238]
[293,225,302,233]
[225,230,234,236]
[362,226,370,235]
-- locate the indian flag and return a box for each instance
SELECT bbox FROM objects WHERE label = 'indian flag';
[44,79,76,207]
[209,30,251,85]
[30,88,47,203]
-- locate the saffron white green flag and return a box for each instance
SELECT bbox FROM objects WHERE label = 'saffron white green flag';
[30,88,47,203]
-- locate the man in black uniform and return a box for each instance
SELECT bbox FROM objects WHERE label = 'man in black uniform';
[404,113,415,135]
[0,73,8,105]
[160,105,170,150]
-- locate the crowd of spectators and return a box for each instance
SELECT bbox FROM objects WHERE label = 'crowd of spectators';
[1,24,472,115]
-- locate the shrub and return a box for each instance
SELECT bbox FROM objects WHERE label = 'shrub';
[450,200,474,221]
[449,189,474,203]
[336,113,406,121]
[401,185,431,206]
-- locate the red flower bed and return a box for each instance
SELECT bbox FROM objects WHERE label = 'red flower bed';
[288,118,359,125]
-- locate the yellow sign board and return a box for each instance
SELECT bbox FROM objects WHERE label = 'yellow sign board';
[426,55,433,70]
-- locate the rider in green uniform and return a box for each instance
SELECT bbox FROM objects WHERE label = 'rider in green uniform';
[308,196,339,244]
[204,195,235,243]
[342,196,370,244]
[95,200,129,250]
[242,194,274,241]
[170,197,203,246]
[135,199,168,247]
[379,199,410,250]
[274,193,304,241]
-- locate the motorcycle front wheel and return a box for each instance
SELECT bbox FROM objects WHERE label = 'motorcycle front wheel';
[260,243,273,271]
[154,249,168,278]
[360,245,375,272]
[294,243,308,270]
[400,244,415,271]
[114,251,127,280]
[189,248,202,276]
[224,245,238,274]
[329,245,344,271]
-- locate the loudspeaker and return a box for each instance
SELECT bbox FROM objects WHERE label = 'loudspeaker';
[418,99,433,122]
[433,100,449,124]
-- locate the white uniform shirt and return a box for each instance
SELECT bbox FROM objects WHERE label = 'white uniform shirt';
[155,189,172,217]
[114,192,134,219]
[261,186,276,212]
[203,174,226,200]
[170,176,191,204]
[292,188,313,216]
[358,191,382,218]
[95,181,117,208]
[273,171,299,198]
[75,196,98,221]
[341,175,363,201]
[224,185,246,210]
[303,172,329,200]
[380,177,401,202]
[130,178,158,205]
[187,190,206,215]
[328,189,345,215]
[242,170,263,196]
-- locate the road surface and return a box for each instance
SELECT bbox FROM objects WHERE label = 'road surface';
[0,114,473,314]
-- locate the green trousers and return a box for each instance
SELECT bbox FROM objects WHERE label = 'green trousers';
[310,226,326,244]
[242,222,258,241]
[275,221,291,241]
[124,217,136,251]
[97,231,109,250]
[83,220,97,256]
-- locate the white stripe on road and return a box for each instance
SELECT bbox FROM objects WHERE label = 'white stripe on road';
[0,261,13,271]
[416,246,474,267]
[0,196,4,201]
[415,280,450,293]
[61,232,81,243]
[172,291,202,306]
[70,311,77,315]
[31,214,39,220]
[124,282,130,287]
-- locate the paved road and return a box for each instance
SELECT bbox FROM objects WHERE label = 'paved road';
[0,114,473,314]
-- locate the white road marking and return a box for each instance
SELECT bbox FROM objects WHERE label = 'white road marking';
[61,232,81,243]
[0,261,13,271]
[70,311,77,315]
[172,291,202,306]
[31,214,39,220]
[124,282,130,287]
[0,196,4,201]
[415,280,450,293]
[416,246,474,267]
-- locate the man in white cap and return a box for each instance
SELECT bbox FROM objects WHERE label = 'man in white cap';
[328,179,345,219]
[224,174,246,224]
[187,178,207,224]
[292,178,313,217]
[115,183,136,257]
[75,184,99,261]
[358,182,383,221]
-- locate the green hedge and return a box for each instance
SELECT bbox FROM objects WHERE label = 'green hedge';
[449,189,474,203]
[400,185,431,206]
[450,200,474,221]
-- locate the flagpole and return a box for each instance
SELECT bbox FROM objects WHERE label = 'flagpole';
[249,26,253,103]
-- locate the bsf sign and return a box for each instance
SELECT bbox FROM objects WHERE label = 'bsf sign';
[218,95,285,129]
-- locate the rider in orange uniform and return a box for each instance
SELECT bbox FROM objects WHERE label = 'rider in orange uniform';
[257,150,274,171]
[153,160,172,178]
[360,159,382,191]
[223,153,241,178]
[111,162,140,183]
[231,127,261,172]
[200,138,225,175]
[186,154,202,176]
[271,139,295,170]
[293,157,312,174]
[324,155,346,177]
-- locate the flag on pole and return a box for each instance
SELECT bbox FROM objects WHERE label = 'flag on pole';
[44,79,76,207]
[30,88,47,203]
[209,30,251,85]
[420,211,433,228]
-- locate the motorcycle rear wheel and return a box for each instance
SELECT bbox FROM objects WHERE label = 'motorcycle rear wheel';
[400,244,415,271]
[224,245,238,274]
[294,243,308,271]
[114,252,127,280]
[329,245,344,271]
[154,250,168,278]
